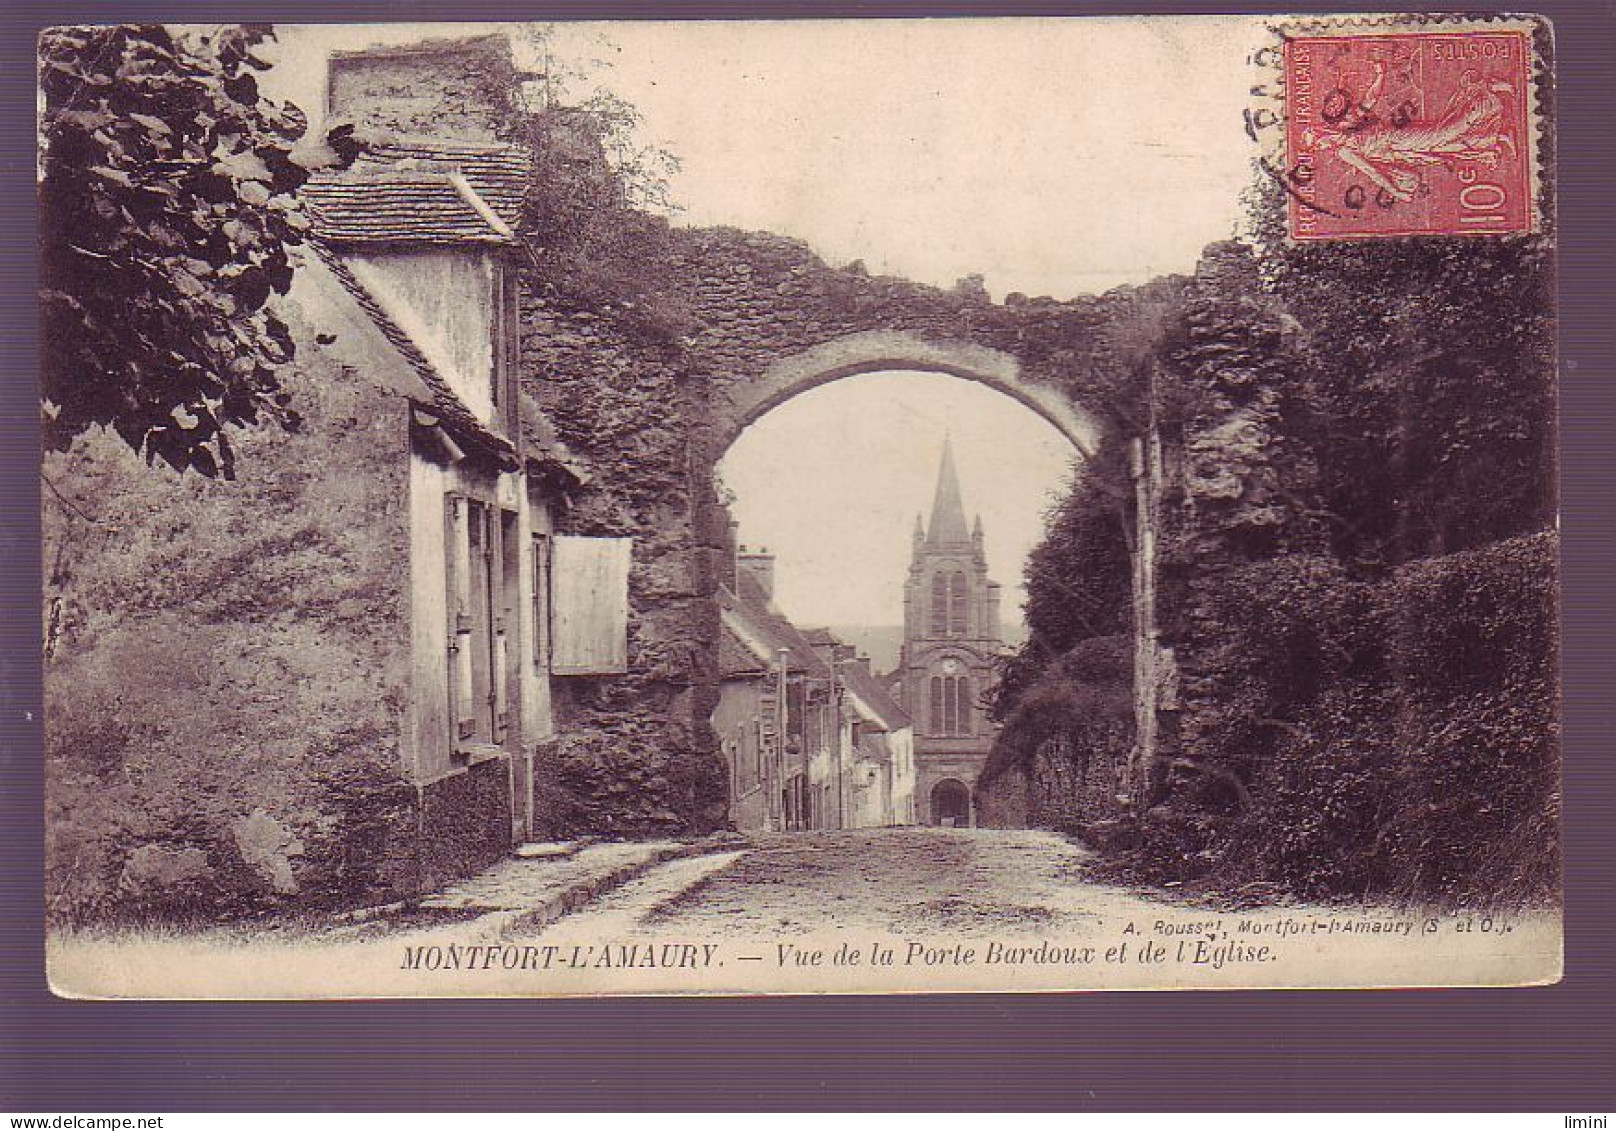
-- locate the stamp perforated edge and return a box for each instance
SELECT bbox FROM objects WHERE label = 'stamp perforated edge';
[1246,11,1552,243]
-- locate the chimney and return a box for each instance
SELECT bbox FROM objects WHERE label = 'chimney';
[737,545,776,600]
[326,34,520,145]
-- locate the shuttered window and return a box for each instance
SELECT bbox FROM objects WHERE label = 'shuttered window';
[531,533,551,668]
[550,535,632,675]
[445,495,477,741]
[446,494,517,747]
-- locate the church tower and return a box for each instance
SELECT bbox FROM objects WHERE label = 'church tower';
[895,437,1003,826]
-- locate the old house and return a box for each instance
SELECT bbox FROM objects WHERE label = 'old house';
[715,550,915,832]
[296,41,637,883]
[41,35,632,918]
[838,658,918,829]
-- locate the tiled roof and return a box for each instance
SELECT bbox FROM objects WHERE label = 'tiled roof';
[305,175,511,246]
[719,629,768,679]
[305,138,530,246]
[312,242,516,468]
[840,662,913,732]
[719,577,832,681]
[719,581,914,731]
[359,139,530,225]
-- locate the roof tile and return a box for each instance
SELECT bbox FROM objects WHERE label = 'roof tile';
[305,137,531,246]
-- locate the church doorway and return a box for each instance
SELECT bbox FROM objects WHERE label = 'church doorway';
[930,779,972,827]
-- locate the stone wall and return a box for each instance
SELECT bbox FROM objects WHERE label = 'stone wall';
[42,305,417,922]
[418,756,513,893]
[518,224,1126,836]
[975,633,1136,835]
[326,35,520,144]
[975,765,1029,829]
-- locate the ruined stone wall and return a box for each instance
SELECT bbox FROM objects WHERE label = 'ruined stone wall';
[517,272,727,837]
[518,225,1121,836]
[975,765,1029,829]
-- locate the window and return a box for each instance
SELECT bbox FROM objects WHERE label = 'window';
[949,572,968,636]
[446,495,474,741]
[495,509,518,742]
[929,569,969,638]
[928,671,973,736]
[445,495,515,747]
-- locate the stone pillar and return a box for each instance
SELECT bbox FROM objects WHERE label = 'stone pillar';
[1127,415,1168,811]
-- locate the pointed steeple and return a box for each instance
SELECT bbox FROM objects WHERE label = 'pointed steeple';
[926,435,971,545]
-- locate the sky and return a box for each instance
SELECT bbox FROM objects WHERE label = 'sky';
[263,18,1264,630]
[268,18,1264,297]
[716,372,1076,628]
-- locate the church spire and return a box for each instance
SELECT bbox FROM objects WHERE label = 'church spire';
[926,435,971,545]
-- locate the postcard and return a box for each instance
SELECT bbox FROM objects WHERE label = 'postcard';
[38,15,1559,997]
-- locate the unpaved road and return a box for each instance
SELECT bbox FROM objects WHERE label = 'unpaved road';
[527,827,1159,941]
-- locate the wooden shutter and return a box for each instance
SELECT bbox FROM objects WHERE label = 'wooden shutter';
[492,509,517,744]
[445,494,476,741]
[550,535,631,675]
[492,625,510,740]
[531,533,551,667]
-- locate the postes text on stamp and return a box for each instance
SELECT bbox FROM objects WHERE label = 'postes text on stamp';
[1284,30,1533,240]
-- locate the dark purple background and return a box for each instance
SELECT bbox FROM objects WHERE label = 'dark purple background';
[3,1,1611,1112]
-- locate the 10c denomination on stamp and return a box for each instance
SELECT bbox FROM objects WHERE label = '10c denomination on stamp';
[1284,29,1534,240]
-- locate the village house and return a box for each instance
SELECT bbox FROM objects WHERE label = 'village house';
[41,34,638,918]
[714,549,915,832]
[296,41,636,884]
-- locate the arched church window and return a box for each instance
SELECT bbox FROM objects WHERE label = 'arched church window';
[949,572,968,637]
[930,573,948,636]
[928,663,973,736]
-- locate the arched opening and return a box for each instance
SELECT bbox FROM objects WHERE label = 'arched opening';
[710,365,1083,834]
[930,778,971,827]
[713,330,1101,459]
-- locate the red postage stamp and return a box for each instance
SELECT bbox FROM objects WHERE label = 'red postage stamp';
[1283,29,1534,240]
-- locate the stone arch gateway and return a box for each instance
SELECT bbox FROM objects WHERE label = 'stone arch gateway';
[520,225,1167,839]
